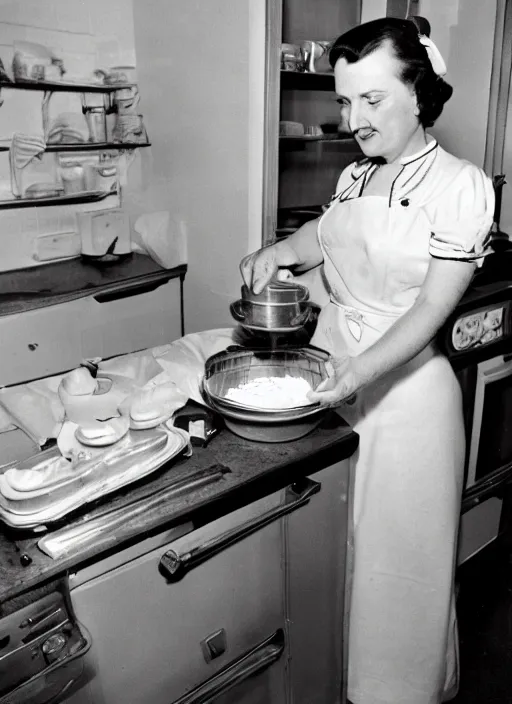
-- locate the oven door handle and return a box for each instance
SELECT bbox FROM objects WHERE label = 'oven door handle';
[171,629,285,704]
[159,478,321,582]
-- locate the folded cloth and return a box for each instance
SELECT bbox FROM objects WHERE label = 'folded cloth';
[0,329,237,447]
[46,112,88,144]
[0,375,65,446]
[124,372,189,426]
[10,133,46,169]
[0,406,16,434]
[152,328,237,404]
[9,132,46,197]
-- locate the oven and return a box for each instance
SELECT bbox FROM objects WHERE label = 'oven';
[440,269,512,563]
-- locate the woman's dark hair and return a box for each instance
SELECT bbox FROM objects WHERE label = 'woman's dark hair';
[329,17,453,128]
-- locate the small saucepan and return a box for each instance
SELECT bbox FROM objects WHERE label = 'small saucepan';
[230,280,313,332]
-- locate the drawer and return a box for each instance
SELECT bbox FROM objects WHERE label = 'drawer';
[0,278,182,386]
[66,488,295,704]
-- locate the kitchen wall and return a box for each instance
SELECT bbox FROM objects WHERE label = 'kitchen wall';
[502,87,512,235]
[130,0,266,333]
[0,0,265,334]
[361,0,497,169]
[421,0,497,169]
[0,0,136,271]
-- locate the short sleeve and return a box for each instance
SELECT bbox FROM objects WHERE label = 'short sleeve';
[428,164,495,266]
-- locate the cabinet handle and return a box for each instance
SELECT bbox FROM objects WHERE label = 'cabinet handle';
[93,276,172,302]
[171,629,285,704]
[160,478,321,581]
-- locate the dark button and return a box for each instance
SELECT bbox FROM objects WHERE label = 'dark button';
[400,198,410,207]
[20,554,32,567]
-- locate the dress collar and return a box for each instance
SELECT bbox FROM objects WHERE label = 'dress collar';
[399,137,438,166]
[337,136,440,205]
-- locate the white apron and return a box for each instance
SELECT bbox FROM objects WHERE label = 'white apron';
[311,193,465,704]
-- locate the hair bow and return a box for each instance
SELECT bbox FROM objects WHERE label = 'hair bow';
[418,35,447,77]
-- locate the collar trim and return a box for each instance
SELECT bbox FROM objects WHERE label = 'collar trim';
[400,138,438,166]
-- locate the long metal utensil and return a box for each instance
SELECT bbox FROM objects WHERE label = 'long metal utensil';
[38,465,230,559]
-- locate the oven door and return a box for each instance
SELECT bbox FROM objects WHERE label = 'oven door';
[0,592,91,704]
[466,354,512,491]
[458,354,512,563]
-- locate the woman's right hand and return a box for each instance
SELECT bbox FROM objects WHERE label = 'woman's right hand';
[240,241,299,294]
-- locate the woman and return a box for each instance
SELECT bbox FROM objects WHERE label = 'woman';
[241,18,495,704]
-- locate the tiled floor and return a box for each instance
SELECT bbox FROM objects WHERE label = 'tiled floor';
[452,540,512,703]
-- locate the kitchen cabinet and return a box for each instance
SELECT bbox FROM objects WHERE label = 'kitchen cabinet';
[274,0,362,231]
[61,460,350,704]
[0,257,186,386]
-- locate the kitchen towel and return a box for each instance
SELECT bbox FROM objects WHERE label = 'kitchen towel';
[132,210,188,268]
[0,329,237,446]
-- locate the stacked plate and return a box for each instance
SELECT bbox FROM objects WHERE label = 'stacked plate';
[202,346,331,442]
[0,425,189,530]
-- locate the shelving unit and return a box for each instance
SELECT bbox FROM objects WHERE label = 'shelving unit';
[280,70,335,91]
[0,142,151,153]
[0,190,117,210]
[0,79,148,210]
[0,80,134,93]
[280,133,351,141]
[275,0,362,232]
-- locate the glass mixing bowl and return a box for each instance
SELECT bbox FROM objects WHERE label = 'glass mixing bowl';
[203,346,330,415]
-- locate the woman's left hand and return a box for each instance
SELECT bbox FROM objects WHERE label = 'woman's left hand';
[308,355,367,407]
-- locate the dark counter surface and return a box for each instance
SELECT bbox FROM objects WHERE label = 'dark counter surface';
[0,254,186,317]
[0,413,357,606]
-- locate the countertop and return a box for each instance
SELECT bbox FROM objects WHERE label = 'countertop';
[0,254,187,316]
[0,413,358,608]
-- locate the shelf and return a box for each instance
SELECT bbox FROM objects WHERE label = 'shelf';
[45,141,150,152]
[0,190,117,210]
[280,70,335,91]
[279,135,358,153]
[0,142,151,153]
[279,135,353,143]
[0,254,187,317]
[0,80,134,94]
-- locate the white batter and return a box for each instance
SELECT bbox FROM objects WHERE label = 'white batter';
[225,375,312,409]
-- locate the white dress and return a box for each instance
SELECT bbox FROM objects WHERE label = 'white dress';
[310,140,495,704]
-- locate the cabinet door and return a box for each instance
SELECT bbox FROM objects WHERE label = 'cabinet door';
[167,630,286,704]
[0,278,182,386]
[65,490,290,704]
[285,459,350,704]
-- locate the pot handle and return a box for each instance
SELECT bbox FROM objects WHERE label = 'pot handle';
[229,300,246,322]
[290,302,314,327]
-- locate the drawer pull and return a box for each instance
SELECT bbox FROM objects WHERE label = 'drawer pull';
[171,629,285,704]
[160,478,321,581]
[93,276,172,303]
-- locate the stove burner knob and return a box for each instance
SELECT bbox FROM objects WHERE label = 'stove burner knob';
[42,632,67,664]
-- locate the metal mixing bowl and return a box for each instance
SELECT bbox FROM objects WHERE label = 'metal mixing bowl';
[202,346,331,442]
[205,395,327,443]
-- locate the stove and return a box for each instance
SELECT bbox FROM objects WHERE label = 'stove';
[439,249,512,563]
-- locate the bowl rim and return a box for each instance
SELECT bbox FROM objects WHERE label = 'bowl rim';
[202,346,330,415]
[203,381,322,415]
[204,387,327,422]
